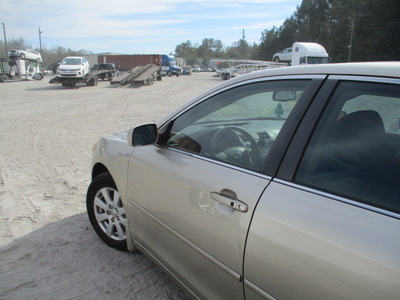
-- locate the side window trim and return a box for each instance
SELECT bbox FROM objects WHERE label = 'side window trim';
[263,77,326,176]
[329,75,400,85]
[273,178,400,220]
[156,143,274,180]
[276,78,338,180]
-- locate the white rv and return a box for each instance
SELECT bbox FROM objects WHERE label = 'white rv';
[291,42,329,66]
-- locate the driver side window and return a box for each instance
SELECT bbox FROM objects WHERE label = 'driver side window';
[165,80,311,172]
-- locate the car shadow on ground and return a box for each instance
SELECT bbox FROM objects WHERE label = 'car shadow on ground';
[0,213,189,300]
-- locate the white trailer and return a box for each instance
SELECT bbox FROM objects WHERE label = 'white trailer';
[291,42,329,66]
[213,59,287,80]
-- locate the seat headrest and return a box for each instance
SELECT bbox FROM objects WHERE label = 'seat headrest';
[329,110,385,165]
[332,110,385,141]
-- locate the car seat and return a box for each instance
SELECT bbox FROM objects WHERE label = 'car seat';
[314,110,399,211]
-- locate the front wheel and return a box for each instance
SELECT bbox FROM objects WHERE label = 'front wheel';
[86,174,127,250]
[87,76,97,86]
[35,73,43,80]
[0,74,8,82]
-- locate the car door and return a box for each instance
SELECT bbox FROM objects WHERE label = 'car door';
[244,76,400,299]
[282,48,292,61]
[125,77,322,299]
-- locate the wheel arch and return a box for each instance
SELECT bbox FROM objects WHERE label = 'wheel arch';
[91,162,110,180]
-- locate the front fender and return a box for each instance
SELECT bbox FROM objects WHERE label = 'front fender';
[91,134,133,210]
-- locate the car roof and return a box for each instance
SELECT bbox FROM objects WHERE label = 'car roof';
[216,62,400,99]
[241,62,400,80]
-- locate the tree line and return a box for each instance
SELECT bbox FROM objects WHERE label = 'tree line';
[176,0,400,66]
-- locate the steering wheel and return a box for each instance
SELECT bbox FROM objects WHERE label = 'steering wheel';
[210,126,261,169]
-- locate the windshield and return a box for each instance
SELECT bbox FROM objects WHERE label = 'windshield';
[307,57,329,64]
[62,58,82,65]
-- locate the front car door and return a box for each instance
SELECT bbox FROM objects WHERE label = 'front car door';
[244,76,400,299]
[125,76,322,299]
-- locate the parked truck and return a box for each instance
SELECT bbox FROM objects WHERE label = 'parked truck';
[273,42,329,66]
[160,55,182,76]
[291,42,329,65]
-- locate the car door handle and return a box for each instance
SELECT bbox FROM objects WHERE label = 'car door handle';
[210,191,248,212]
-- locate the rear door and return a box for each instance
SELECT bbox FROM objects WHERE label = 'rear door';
[126,76,322,299]
[244,76,400,299]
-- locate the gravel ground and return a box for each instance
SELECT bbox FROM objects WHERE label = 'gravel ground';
[0,72,222,300]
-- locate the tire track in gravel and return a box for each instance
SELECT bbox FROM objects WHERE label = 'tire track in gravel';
[0,74,221,246]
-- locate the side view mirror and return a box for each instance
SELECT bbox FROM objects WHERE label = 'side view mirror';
[128,123,158,147]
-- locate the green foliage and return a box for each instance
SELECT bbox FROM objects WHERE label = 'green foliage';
[258,0,400,62]
[177,0,400,64]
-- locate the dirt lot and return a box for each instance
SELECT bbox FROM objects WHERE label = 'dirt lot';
[0,72,222,299]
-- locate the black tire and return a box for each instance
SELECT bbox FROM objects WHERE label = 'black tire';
[35,73,43,80]
[274,56,280,62]
[87,76,98,86]
[0,74,8,82]
[86,174,127,251]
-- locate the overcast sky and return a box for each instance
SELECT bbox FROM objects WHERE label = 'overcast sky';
[1,0,301,55]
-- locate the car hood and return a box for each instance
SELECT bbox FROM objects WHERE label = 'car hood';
[58,65,84,70]
[112,130,129,141]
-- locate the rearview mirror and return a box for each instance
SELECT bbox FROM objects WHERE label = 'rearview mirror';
[128,123,158,147]
[273,90,297,101]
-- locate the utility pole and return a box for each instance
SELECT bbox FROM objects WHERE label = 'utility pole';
[347,20,355,62]
[2,22,8,57]
[240,28,246,59]
[38,27,42,51]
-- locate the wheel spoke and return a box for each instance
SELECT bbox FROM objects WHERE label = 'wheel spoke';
[105,222,114,236]
[94,196,108,211]
[118,217,126,227]
[95,212,109,223]
[113,190,120,205]
[117,206,125,215]
[100,187,113,205]
[115,222,126,239]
